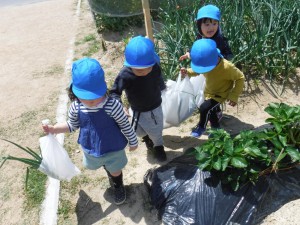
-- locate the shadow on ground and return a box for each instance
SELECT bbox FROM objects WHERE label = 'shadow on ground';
[76,183,161,225]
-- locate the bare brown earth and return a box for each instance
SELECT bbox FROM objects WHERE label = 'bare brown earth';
[0,0,299,224]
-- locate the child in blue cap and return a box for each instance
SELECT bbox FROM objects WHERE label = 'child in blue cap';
[179,4,233,61]
[42,57,138,205]
[110,36,167,162]
[181,39,244,138]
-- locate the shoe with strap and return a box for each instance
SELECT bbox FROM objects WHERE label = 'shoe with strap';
[190,126,206,138]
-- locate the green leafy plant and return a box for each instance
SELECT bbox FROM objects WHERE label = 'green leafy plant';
[0,139,42,189]
[193,103,300,191]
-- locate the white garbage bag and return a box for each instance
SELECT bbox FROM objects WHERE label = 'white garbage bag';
[190,74,206,108]
[162,73,198,128]
[39,134,80,181]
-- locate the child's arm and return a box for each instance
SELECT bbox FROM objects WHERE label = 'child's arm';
[219,35,234,60]
[227,67,245,105]
[179,52,190,61]
[109,70,126,103]
[42,122,69,134]
[42,102,79,134]
[180,67,198,77]
[108,99,138,151]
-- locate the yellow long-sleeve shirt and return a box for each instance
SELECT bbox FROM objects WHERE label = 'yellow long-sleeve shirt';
[187,58,245,103]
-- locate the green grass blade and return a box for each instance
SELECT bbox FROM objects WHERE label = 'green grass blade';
[1,138,42,160]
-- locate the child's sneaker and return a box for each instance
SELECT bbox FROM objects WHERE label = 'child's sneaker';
[190,126,206,138]
[142,135,154,150]
[154,146,167,162]
[114,185,126,205]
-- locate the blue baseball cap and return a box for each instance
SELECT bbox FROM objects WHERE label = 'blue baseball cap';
[124,36,160,68]
[71,58,107,100]
[196,4,221,21]
[190,39,222,73]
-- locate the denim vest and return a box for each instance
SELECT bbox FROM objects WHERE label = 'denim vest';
[77,102,128,157]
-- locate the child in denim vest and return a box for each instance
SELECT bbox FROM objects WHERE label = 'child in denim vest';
[42,58,138,205]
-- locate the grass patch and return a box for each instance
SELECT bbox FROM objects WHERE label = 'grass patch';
[82,41,100,57]
[58,199,74,219]
[24,169,47,209]
[75,34,101,57]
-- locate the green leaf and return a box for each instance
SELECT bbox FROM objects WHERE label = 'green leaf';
[233,146,244,154]
[272,121,283,133]
[285,146,300,161]
[224,140,234,155]
[195,151,208,161]
[231,157,248,168]
[212,157,222,171]
[221,157,231,171]
[198,158,211,170]
[271,138,283,149]
[246,147,268,158]
[278,135,287,147]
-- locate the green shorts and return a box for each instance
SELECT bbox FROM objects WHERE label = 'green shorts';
[82,149,128,173]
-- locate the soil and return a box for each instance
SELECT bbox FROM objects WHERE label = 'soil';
[0,0,299,225]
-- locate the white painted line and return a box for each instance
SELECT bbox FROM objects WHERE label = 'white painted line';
[39,0,81,224]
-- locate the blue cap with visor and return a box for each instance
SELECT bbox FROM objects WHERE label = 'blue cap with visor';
[71,58,107,100]
[196,4,221,21]
[124,36,160,68]
[190,39,223,73]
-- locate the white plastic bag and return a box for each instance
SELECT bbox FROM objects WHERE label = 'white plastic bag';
[38,134,80,181]
[190,74,206,108]
[162,73,197,128]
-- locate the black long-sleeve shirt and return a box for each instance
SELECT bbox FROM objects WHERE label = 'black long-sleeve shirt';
[109,64,166,112]
[196,32,233,60]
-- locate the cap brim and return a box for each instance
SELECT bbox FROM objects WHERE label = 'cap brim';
[124,60,156,68]
[72,83,107,100]
[196,15,219,21]
[191,61,216,74]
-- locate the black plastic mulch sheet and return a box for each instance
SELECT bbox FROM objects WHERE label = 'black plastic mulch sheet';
[144,154,300,225]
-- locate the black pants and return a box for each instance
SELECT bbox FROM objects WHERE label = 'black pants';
[198,98,221,129]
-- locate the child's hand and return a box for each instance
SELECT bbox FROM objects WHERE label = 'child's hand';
[228,100,237,107]
[42,124,55,134]
[179,52,190,61]
[129,145,138,152]
[180,67,187,77]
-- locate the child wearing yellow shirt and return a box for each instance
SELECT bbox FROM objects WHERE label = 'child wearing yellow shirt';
[181,39,245,138]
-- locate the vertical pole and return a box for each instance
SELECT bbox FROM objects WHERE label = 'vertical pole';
[142,0,154,41]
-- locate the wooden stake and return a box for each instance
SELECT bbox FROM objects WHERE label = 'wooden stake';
[142,0,153,41]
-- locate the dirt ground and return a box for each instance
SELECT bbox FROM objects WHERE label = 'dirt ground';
[0,0,299,225]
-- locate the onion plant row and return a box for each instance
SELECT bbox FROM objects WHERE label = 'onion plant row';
[154,0,300,89]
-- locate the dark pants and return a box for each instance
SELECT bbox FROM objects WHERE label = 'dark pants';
[198,99,221,129]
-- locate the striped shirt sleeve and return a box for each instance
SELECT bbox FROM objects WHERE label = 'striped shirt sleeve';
[67,101,80,132]
[105,98,138,147]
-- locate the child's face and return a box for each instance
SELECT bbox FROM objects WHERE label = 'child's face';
[131,67,153,76]
[201,19,219,38]
[79,96,105,108]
